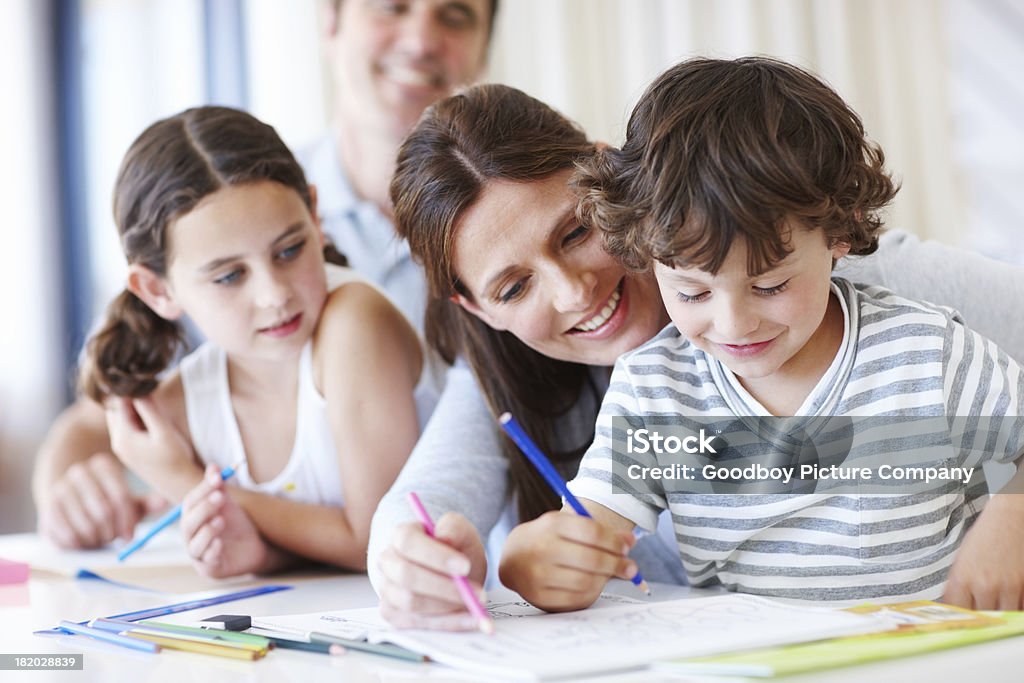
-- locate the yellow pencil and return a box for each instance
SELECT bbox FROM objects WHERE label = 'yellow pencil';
[124,632,265,660]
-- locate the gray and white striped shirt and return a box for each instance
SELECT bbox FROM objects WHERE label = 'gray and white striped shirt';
[569,278,1023,603]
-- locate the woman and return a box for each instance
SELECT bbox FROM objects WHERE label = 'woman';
[368,84,1024,629]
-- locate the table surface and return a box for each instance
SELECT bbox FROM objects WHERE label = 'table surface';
[1,532,1022,682]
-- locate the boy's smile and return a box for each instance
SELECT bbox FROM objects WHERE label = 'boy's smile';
[655,224,850,412]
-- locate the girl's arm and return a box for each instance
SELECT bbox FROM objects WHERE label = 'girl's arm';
[230,283,422,570]
[838,229,1024,360]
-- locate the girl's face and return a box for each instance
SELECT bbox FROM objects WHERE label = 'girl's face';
[148,181,328,363]
[450,170,668,366]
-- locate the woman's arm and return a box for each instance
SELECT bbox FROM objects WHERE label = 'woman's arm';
[367,359,514,629]
[838,230,1024,360]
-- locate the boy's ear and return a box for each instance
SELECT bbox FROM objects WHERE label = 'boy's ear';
[830,240,852,261]
[126,265,182,320]
[450,293,507,331]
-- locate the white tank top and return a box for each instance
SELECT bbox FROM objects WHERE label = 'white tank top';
[179,265,441,506]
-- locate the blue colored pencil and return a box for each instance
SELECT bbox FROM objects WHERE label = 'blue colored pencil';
[117,462,241,562]
[59,620,160,653]
[498,412,650,595]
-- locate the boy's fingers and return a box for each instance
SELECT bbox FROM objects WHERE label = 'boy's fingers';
[551,514,632,556]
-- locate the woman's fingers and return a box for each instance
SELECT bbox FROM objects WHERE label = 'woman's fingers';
[378,546,482,611]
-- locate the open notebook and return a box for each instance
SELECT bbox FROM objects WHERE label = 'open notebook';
[253,592,891,680]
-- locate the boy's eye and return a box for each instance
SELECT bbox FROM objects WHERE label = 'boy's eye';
[440,5,476,30]
[214,268,243,286]
[754,279,790,296]
[562,225,590,246]
[676,291,709,304]
[277,240,306,261]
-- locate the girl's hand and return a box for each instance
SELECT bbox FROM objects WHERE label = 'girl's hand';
[105,396,201,500]
[180,464,268,579]
[944,494,1024,610]
[499,510,638,613]
[377,513,488,630]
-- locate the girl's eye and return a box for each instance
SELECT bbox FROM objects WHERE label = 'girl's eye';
[499,279,527,303]
[277,240,305,261]
[563,225,590,246]
[214,269,243,286]
[755,280,790,296]
[676,291,709,304]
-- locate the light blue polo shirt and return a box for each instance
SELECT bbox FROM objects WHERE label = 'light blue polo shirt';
[298,134,427,334]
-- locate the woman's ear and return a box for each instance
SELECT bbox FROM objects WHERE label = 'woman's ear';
[450,293,507,331]
[127,265,182,320]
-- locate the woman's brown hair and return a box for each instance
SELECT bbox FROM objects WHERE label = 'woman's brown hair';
[79,105,344,402]
[391,84,599,523]
[577,56,898,275]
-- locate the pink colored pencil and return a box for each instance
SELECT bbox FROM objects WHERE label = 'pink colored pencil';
[406,492,494,635]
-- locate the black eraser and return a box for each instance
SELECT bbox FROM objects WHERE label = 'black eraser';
[199,614,251,631]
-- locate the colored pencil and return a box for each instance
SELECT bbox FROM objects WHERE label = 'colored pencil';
[498,412,651,595]
[406,492,494,635]
[117,462,242,562]
[58,620,160,654]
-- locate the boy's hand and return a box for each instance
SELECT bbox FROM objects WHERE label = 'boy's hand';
[180,464,268,579]
[944,494,1024,610]
[499,510,638,613]
[377,513,488,631]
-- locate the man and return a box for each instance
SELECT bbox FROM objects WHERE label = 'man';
[33,0,496,549]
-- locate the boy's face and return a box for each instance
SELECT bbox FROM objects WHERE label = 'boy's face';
[654,224,849,383]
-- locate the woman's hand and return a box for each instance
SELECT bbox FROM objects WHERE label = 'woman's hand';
[499,510,638,613]
[180,464,269,579]
[377,513,488,630]
[104,396,201,500]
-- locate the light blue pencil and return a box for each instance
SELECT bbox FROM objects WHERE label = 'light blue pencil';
[59,620,160,653]
[498,412,651,594]
[117,463,240,562]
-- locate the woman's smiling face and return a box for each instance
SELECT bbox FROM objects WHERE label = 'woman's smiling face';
[450,170,668,366]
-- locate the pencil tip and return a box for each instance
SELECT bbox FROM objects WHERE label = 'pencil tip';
[479,619,495,636]
[329,644,347,655]
[639,580,651,595]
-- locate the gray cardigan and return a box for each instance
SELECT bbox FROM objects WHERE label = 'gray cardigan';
[367,230,1024,592]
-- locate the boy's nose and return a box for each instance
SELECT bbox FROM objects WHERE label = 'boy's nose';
[397,10,443,58]
[716,299,759,341]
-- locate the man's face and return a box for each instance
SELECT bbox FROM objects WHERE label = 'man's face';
[327,0,491,138]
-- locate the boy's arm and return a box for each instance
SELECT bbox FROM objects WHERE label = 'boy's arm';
[33,399,160,548]
[500,500,639,613]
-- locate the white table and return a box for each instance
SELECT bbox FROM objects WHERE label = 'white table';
[1,532,1022,682]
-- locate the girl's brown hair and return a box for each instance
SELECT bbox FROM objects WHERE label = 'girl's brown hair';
[577,56,898,275]
[79,105,344,402]
[391,84,599,522]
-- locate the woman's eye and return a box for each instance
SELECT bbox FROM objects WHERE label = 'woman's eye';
[563,225,590,246]
[676,291,709,304]
[755,279,790,296]
[499,280,526,303]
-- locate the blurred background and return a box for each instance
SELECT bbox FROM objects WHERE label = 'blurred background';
[1,0,1022,532]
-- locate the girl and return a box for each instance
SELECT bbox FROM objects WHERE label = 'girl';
[80,106,427,578]
[367,84,1024,628]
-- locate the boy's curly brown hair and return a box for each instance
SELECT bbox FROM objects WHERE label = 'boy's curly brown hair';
[574,56,898,275]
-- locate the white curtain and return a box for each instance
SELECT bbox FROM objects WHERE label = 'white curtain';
[0,0,63,532]
[488,0,962,243]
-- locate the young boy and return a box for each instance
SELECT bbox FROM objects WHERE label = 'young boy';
[501,57,1024,610]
